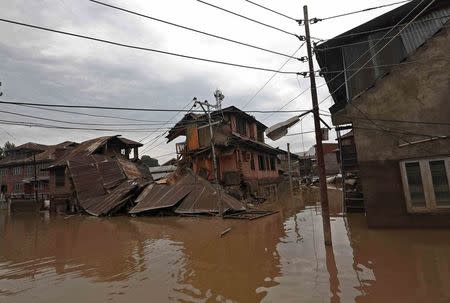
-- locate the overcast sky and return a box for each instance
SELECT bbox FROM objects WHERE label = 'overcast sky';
[0,0,405,163]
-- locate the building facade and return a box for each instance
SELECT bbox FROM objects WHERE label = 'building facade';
[316,0,450,227]
[0,143,75,201]
[167,106,282,197]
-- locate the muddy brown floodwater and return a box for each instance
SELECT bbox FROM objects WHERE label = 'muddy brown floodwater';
[1,187,450,303]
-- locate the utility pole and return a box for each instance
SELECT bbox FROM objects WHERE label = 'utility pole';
[303,5,332,246]
[287,143,293,193]
[33,153,38,204]
[195,96,223,215]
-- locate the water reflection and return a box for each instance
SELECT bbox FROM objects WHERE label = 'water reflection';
[0,187,449,303]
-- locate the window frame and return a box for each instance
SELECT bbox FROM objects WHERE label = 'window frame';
[400,157,450,213]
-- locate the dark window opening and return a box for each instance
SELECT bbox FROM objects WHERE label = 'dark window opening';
[55,168,66,187]
[270,157,276,171]
[250,153,255,170]
[258,155,266,171]
[236,118,247,135]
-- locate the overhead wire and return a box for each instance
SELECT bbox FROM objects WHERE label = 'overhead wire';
[0,119,167,132]
[318,14,450,43]
[243,0,299,22]
[0,109,179,126]
[195,0,299,38]
[0,18,301,75]
[316,0,412,21]
[0,98,314,114]
[242,42,305,109]
[18,104,171,123]
[320,0,438,150]
[316,22,450,51]
[317,0,428,106]
[89,0,299,60]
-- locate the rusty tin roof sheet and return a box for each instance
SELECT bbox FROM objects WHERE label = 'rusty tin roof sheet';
[130,172,245,215]
[129,183,192,214]
[80,180,139,216]
[68,157,105,203]
[94,155,126,189]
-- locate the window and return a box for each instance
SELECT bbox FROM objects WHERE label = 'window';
[250,153,255,170]
[12,166,22,175]
[26,165,34,176]
[400,158,450,212]
[258,155,266,171]
[270,157,276,171]
[0,168,6,177]
[13,183,23,193]
[55,167,66,187]
[430,160,450,206]
[236,118,247,135]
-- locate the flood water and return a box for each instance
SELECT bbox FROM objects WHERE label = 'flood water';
[1,188,450,303]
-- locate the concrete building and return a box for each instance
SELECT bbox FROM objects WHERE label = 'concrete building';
[167,106,282,198]
[316,0,450,227]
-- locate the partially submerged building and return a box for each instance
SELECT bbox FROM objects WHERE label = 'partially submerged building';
[167,106,282,198]
[0,142,77,201]
[46,135,151,215]
[316,0,450,227]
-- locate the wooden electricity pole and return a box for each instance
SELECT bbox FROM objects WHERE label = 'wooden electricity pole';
[303,5,332,246]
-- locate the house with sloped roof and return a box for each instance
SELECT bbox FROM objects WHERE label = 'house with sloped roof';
[0,141,77,201]
[315,0,450,227]
[167,106,282,198]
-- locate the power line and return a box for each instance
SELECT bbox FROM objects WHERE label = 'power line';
[318,0,428,106]
[352,117,450,126]
[319,14,450,43]
[89,0,299,60]
[0,18,300,75]
[0,99,313,114]
[150,151,178,159]
[0,119,168,132]
[316,23,450,51]
[242,42,305,109]
[333,0,438,151]
[316,0,412,21]
[18,104,170,123]
[262,86,311,122]
[0,109,176,126]
[195,0,299,38]
[243,0,299,22]
[318,57,450,74]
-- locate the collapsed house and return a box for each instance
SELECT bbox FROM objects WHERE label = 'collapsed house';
[46,136,151,215]
[44,135,246,217]
[166,106,282,199]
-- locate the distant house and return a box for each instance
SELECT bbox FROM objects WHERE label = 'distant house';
[0,142,76,201]
[167,106,282,197]
[315,0,450,227]
[301,143,339,176]
[276,148,300,177]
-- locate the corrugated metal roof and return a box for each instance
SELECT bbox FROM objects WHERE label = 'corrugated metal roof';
[130,172,245,215]
[400,8,450,53]
[80,180,139,216]
[129,183,192,214]
[50,136,142,167]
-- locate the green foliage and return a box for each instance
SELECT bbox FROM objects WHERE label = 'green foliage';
[141,155,159,167]
[0,141,15,160]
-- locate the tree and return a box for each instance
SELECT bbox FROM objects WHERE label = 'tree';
[0,141,15,160]
[141,155,159,167]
